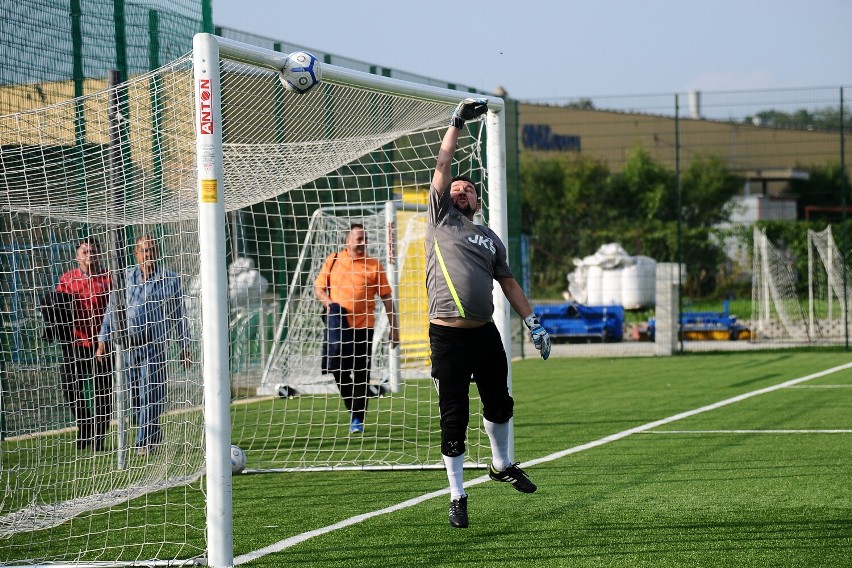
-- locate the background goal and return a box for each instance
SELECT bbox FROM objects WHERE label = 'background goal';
[807,226,852,341]
[0,33,508,566]
[751,225,851,343]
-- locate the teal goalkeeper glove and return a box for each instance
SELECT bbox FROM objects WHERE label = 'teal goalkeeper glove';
[450,97,488,129]
[523,314,551,360]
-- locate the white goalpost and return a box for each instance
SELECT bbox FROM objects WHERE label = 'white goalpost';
[0,33,509,566]
[751,225,852,344]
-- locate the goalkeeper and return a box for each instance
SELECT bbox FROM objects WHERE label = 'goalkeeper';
[426,98,551,529]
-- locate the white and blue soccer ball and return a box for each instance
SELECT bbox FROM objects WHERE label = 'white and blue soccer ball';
[230,445,247,475]
[279,51,322,94]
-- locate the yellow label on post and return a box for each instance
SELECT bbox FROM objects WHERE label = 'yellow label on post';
[201,179,218,203]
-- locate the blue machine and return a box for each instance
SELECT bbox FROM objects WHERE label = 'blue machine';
[647,300,750,341]
[533,302,624,343]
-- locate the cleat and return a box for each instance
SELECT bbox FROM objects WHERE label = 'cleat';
[349,418,364,434]
[448,496,468,528]
[488,463,537,493]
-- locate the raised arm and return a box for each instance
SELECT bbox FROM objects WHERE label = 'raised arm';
[432,127,460,197]
[432,98,488,195]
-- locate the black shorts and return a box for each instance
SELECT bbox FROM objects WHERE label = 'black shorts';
[429,322,513,454]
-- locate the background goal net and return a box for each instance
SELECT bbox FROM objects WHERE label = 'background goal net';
[751,225,852,343]
[1,34,505,565]
[807,225,852,341]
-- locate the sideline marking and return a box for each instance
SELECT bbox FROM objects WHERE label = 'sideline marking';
[235,361,852,565]
[643,429,852,434]
[787,384,852,388]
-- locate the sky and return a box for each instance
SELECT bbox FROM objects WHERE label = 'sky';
[212,0,852,102]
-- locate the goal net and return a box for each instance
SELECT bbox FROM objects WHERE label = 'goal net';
[752,225,852,344]
[807,226,852,341]
[0,33,508,565]
[255,203,427,398]
[751,226,809,342]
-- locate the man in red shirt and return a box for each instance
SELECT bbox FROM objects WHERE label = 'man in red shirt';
[56,237,113,451]
[315,224,398,434]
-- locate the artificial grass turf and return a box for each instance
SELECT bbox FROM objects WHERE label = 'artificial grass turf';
[7,350,850,566]
[232,350,852,567]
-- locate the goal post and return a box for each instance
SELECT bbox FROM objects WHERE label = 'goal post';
[0,31,510,566]
[752,225,852,345]
[209,31,510,474]
[193,34,233,568]
[384,199,402,394]
[199,32,512,564]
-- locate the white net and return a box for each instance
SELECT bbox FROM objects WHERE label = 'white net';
[807,226,852,341]
[1,37,494,564]
[1,56,206,565]
[751,226,810,342]
[752,226,852,344]
[227,134,490,472]
[257,205,412,398]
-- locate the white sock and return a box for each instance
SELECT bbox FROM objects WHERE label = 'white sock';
[484,419,510,471]
[442,454,466,500]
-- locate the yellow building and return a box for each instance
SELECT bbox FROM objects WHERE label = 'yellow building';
[518,100,850,215]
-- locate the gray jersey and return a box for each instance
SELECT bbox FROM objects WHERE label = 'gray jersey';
[425,182,513,321]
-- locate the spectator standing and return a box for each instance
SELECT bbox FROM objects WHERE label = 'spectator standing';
[55,237,112,451]
[314,223,399,434]
[97,234,191,456]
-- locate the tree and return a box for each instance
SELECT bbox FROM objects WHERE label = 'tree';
[680,156,744,227]
[744,105,852,131]
[565,98,595,110]
[611,145,675,222]
[520,153,610,295]
[790,162,850,220]
[520,145,743,298]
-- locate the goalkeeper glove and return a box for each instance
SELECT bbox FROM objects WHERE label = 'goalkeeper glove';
[450,97,488,129]
[523,314,551,360]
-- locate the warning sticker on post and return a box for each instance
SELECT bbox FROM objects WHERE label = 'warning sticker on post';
[201,179,218,203]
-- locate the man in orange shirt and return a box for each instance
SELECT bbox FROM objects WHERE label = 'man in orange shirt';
[315,223,398,434]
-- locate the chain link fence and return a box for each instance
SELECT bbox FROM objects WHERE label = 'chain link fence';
[2,6,850,354]
[518,88,851,350]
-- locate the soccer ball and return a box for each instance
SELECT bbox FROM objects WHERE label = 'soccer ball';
[279,51,322,94]
[230,445,246,475]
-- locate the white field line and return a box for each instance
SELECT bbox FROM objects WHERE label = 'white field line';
[786,384,852,388]
[642,429,852,434]
[235,361,852,565]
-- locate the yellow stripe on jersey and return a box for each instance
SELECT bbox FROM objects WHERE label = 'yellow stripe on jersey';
[434,237,464,318]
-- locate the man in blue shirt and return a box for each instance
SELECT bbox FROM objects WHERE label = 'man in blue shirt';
[97,234,191,456]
